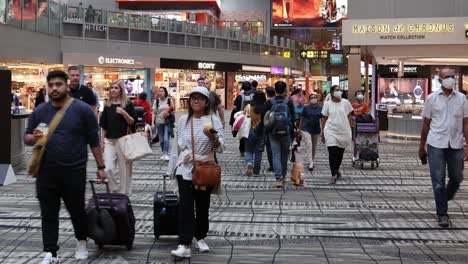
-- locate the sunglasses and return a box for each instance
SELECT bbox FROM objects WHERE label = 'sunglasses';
[191,95,207,102]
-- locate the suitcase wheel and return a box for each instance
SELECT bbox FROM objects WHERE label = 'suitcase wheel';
[126,244,133,251]
[371,162,374,169]
[98,244,104,250]
[360,163,364,169]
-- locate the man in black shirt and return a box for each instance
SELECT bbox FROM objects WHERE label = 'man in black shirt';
[68,66,97,113]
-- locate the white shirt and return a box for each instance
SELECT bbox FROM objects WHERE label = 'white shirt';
[422,90,468,149]
[322,99,353,148]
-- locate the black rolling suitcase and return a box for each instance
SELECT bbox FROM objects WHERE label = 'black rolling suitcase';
[154,175,179,239]
[87,180,135,250]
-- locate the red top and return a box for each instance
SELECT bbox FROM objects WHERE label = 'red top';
[352,102,369,117]
[133,99,152,124]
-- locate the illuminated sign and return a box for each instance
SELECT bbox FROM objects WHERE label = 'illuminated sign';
[98,56,135,65]
[283,51,291,58]
[235,74,268,82]
[198,62,216,70]
[300,50,329,59]
[389,66,418,73]
[352,23,454,34]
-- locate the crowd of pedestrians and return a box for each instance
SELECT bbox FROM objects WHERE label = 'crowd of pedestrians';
[24,67,467,263]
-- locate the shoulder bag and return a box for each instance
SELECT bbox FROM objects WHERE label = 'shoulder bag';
[118,129,154,162]
[191,118,221,188]
[27,98,74,177]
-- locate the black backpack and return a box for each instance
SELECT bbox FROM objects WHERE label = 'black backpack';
[355,113,374,123]
[268,97,291,136]
[359,148,379,161]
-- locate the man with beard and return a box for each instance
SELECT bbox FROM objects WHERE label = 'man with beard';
[25,70,106,264]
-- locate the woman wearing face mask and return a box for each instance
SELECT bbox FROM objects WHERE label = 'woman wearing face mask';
[299,93,323,171]
[352,91,369,118]
[321,85,354,184]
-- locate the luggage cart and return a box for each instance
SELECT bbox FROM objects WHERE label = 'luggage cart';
[352,121,379,169]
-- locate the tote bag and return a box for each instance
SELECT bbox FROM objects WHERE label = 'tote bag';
[238,105,251,139]
[118,132,154,161]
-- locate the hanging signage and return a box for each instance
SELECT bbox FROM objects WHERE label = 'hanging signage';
[300,50,329,59]
[343,17,468,46]
[283,51,291,58]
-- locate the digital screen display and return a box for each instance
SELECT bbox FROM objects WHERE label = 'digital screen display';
[330,53,344,64]
[271,0,348,28]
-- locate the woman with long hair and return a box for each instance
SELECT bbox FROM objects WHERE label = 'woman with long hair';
[100,80,136,194]
[167,86,224,258]
[244,91,267,176]
[299,93,323,171]
[152,86,174,161]
[321,85,353,184]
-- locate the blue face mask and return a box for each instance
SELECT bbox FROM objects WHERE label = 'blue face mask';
[357,94,364,100]
[310,99,318,104]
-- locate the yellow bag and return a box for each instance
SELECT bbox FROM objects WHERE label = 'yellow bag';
[27,98,74,177]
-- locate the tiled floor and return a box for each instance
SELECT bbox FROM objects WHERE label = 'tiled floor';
[1,115,468,263]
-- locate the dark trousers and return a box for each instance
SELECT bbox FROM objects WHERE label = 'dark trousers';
[265,135,273,169]
[327,146,345,176]
[36,167,88,254]
[239,138,247,154]
[177,175,212,245]
[269,134,291,180]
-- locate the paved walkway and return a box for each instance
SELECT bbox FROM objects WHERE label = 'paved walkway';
[1,120,468,263]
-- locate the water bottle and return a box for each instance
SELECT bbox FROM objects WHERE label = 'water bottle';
[37,123,49,136]
[13,94,20,114]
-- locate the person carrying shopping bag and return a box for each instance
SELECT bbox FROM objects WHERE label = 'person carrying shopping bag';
[167,86,225,258]
[100,80,137,195]
[244,91,267,176]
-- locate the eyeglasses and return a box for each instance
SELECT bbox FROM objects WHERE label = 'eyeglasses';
[191,96,207,102]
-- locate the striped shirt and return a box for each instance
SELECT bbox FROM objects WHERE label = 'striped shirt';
[167,114,225,180]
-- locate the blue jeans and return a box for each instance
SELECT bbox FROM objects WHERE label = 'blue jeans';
[269,134,291,180]
[157,123,170,153]
[427,145,464,217]
[244,130,265,174]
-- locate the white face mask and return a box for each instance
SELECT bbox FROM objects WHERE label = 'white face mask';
[333,91,343,98]
[441,77,455,89]
[310,99,318,104]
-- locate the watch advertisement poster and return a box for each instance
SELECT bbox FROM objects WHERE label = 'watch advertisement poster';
[378,78,428,105]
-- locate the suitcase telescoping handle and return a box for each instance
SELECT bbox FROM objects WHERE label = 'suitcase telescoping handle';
[89,180,113,210]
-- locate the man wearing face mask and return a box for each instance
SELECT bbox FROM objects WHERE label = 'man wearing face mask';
[419,68,468,228]
[352,90,369,118]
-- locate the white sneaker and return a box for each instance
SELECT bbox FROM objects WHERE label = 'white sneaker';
[171,244,191,258]
[195,239,210,253]
[164,154,170,161]
[41,252,60,264]
[75,240,88,260]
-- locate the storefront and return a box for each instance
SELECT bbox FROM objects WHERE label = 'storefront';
[63,53,160,108]
[0,61,63,112]
[343,16,468,139]
[158,58,242,110]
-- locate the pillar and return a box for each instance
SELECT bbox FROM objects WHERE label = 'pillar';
[146,68,155,103]
[79,65,85,86]
[347,46,361,103]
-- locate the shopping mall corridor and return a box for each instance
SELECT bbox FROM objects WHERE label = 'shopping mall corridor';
[1,112,468,264]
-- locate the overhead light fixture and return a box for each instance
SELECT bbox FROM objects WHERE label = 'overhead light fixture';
[412,58,468,63]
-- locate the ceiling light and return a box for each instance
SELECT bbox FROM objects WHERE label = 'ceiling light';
[413,58,468,63]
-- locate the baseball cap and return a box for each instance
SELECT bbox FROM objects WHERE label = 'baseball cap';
[189,86,210,99]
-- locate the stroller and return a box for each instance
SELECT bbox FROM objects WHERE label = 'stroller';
[352,114,379,169]
[134,106,152,146]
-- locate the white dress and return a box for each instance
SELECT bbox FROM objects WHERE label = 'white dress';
[322,99,353,148]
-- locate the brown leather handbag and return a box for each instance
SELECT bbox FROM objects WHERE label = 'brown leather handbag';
[191,118,221,187]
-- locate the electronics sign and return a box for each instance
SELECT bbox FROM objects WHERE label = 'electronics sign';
[272,0,348,28]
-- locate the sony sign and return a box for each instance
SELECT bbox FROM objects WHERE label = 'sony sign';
[198,62,216,70]
[98,56,135,65]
